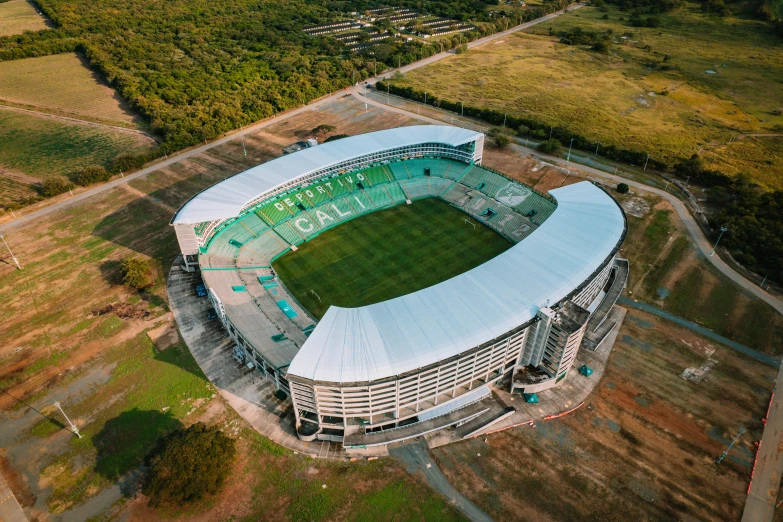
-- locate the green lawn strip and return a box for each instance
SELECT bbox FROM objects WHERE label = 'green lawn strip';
[273,198,512,319]
[40,335,212,513]
[642,235,689,296]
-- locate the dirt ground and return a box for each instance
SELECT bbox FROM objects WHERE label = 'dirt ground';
[432,308,776,522]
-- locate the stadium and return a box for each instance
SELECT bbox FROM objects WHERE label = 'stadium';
[171,125,628,448]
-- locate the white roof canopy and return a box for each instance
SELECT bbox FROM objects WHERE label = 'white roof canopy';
[172,125,482,225]
[287,181,625,384]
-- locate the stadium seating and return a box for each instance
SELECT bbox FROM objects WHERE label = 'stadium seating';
[363,166,392,186]
[400,178,431,200]
[384,182,407,204]
[444,162,473,181]
[460,166,508,199]
[388,161,411,180]
[440,182,472,207]
[427,177,453,197]
[237,230,289,267]
[301,183,333,206]
[321,176,353,197]
[365,186,394,208]
[346,191,375,214]
[274,222,306,245]
[514,195,556,225]
[257,199,297,225]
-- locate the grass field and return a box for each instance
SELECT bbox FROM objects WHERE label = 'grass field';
[0,96,460,520]
[392,2,783,188]
[433,307,776,521]
[0,0,47,37]
[272,198,512,319]
[0,110,155,207]
[0,53,141,126]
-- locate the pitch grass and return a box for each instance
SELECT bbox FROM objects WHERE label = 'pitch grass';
[392,2,783,188]
[273,198,512,319]
[0,53,140,126]
[0,0,47,37]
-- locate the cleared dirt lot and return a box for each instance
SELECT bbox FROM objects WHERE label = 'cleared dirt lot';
[433,307,776,521]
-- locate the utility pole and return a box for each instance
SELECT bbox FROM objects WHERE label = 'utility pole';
[664,180,670,192]
[761,275,768,289]
[717,426,745,464]
[424,92,427,105]
[1,234,22,270]
[566,138,574,166]
[710,226,728,257]
[685,176,690,190]
[595,142,600,155]
[503,113,507,128]
[54,401,81,438]
[387,81,390,104]
[461,101,463,116]
[241,135,247,158]
[643,153,650,171]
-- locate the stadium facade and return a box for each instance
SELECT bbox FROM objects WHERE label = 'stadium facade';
[171,126,627,447]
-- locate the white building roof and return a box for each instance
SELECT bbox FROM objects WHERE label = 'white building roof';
[287,181,625,384]
[172,125,482,225]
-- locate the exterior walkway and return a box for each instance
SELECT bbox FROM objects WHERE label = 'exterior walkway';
[390,438,493,522]
[167,258,385,459]
[0,472,27,522]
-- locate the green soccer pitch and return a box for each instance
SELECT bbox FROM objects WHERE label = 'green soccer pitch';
[272,198,513,319]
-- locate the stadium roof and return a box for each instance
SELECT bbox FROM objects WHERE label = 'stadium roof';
[287,181,625,384]
[172,125,482,225]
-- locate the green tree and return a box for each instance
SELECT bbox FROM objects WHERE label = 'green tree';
[616,182,630,194]
[143,423,236,507]
[121,257,151,289]
[76,165,110,186]
[311,124,336,137]
[40,176,74,197]
[494,133,511,148]
[538,138,562,154]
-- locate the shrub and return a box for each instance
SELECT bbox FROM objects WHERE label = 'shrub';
[40,176,74,197]
[311,124,335,136]
[494,133,511,148]
[592,40,610,53]
[112,153,148,173]
[538,138,563,154]
[324,134,349,142]
[143,423,236,507]
[616,183,630,194]
[76,165,110,186]
[121,257,151,289]
[455,44,468,54]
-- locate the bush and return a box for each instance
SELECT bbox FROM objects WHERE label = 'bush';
[40,176,74,197]
[455,44,468,54]
[592,40,610,53]
[143,423,236,507]
[494,133,511,148]
[538,138,563,155]
[616,182,630,194]
[121,257,151,289]
[76,165,110,186]
[112,153,147,173]
[323,134,349,143]
[311,124,335,136]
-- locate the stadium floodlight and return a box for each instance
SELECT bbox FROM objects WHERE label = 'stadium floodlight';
[0,234,22,270]
[710,226,728,257]
[54,401,81,438]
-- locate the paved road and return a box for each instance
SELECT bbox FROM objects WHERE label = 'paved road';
[743,362,783,522]
[0,3,582,236]
[389,439,493,522]
[0,90,352,235]
[354,88,783,316]
[0,472,27,522]
[617,297,780,368]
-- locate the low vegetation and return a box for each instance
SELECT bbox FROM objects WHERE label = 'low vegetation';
[0,0,48,37]
[121,257,151,289]
[143,422,236,507]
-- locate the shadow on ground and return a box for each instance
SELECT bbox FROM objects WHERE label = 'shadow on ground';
[93,408,182,482]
